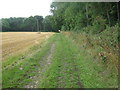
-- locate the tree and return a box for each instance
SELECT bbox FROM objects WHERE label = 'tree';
[34,16,43,33]
[2,19,10,31]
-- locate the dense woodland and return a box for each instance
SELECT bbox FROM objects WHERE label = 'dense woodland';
[2,2,120,33]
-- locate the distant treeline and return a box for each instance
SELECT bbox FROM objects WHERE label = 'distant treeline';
[2,16,46,32]
[2,2,120,33]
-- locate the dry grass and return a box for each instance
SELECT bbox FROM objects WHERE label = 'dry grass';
[1,32,54,60]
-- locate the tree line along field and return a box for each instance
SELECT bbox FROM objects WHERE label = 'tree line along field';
[1,32,54,60]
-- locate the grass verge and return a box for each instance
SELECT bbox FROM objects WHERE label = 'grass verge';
[2,34,55,88]
[39,33,118,88]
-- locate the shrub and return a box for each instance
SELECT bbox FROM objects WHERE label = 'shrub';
[61,25,68,31]
[92,16,106,34]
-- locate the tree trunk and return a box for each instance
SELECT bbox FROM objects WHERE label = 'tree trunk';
[40,22,42,33]
[106,3,111,26]
[117,2,119,21]
[39,22,41,33]
[107,10,111,26]
[36,19,39,32]
[86,3,89,26]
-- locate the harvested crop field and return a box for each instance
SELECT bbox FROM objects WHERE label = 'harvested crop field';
[1,32,54,60]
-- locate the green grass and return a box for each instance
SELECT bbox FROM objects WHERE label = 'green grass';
[39,34,82,88]
[63,32,118,88]
[39,33,118,88]
[2,35,55,88]
[76,50,117,88]
[2,33,118,88]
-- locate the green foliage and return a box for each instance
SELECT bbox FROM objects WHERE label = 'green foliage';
[92,16,106,34]
[48,2,119,33]
[22,16,37,31]
[2,19,10,31]
[61,25,66,31]
[2,16,43,32]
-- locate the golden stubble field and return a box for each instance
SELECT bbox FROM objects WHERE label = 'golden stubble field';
[1,32,54,60]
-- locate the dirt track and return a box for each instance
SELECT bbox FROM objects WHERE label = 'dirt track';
[24,43,55,88]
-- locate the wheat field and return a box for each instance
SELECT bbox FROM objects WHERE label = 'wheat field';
[1,32,54,60]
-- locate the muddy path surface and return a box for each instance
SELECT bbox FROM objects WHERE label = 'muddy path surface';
[23,43,55,88]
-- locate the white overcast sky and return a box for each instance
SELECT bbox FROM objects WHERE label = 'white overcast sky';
[0,0,53,19]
